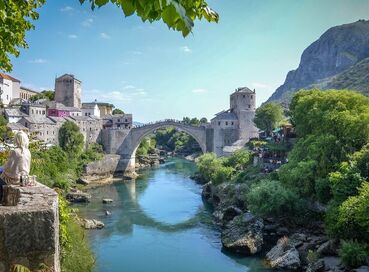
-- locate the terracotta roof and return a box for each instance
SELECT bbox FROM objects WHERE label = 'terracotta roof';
[0,73,21,82]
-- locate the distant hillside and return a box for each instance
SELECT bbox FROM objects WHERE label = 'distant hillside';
[268,20,369,102]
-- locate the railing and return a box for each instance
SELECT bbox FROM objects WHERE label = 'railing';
[133,119,191,128]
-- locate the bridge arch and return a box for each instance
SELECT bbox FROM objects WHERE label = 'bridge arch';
[115,120,207,173]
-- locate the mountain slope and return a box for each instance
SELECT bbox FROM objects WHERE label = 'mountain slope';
[268,20,369,102]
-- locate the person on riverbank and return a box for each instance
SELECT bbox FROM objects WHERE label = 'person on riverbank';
[0,131,31,202]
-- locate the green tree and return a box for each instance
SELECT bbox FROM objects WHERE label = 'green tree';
[247,179,300,218]
[1,0,218,72]
[29,90,55,102]
[58,121,84,156]
[254,102,284,135]
[197,152,223,181]
[200,117,208,124]
[112,108,124,115]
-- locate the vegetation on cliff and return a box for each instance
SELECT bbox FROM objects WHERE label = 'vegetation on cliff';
[197,89,369,268]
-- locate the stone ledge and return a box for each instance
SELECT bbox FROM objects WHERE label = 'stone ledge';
[0,182,60,272]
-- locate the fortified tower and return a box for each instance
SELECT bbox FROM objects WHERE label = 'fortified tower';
[230,87,258,141]
[55,74,82,108]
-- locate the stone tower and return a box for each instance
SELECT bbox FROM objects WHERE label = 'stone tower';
[55,74,82,108]
[230,87,258,140]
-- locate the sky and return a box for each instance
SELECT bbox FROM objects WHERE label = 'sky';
[9,0,369,123]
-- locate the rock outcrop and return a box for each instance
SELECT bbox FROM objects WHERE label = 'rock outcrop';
[0,183,60,272]
[221,212,264,255]
[268,20,369,102]
[266,236,301,270]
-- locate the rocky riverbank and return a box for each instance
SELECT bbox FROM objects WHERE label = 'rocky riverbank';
[200,182,360,272]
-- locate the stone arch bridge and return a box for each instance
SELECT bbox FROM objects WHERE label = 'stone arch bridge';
[102,120,212,173]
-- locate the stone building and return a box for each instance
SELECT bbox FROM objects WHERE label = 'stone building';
[210,87,258,155]
[82,101,101,118]
[55,74,82,108]
[102,114,132,129]
[47,102,82,117]
[69,116,103,145]
[20,86,39,101]
[96,102,114,117]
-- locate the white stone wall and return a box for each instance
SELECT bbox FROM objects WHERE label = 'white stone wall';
[0,78,18,106]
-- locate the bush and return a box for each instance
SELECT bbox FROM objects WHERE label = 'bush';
[212,166,234,185]
[197,153,224,182]
[338,240,368,268]
[247,179,300,218]
[329,162,364,204]
[59,196,95,272]
[315,178,332,204]
[224,149,252,170]
[278,159,317,197]
[59,121,84,156]
[326,182,369,242]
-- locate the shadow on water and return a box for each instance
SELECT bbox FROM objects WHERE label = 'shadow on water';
[76,158,270,272]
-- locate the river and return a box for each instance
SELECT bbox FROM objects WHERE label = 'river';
[77,158,268,272]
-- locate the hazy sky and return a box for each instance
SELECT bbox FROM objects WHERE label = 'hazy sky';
[9,0,369,122]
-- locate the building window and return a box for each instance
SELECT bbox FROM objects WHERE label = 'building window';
[248,105,251,108]
[231,122,234,125]
[125,119,128,122]
[226,121,228,126]
[218,121,221,126]
[42,110,45,115]
[243,95,245,98]
[251,95,253,99]
[117,119,120,122]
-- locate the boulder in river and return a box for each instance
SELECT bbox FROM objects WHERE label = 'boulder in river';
[221,212,264,255]
[102,198,114,204]
[82,219,105,229]
[66,190,91,203]
[266,236,301,270]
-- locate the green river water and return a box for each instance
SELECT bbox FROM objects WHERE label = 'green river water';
[77,158,269,272]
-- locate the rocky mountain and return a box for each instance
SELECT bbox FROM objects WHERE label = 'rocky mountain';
[268,20,369,102]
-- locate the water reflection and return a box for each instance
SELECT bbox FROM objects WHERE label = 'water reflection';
[77,158,269,272]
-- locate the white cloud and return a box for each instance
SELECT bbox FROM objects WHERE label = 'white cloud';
[123,85,136,90]
[192,88,207,94]
[28,58,48,64]
[180,46,192,53]
[82,18,93,27]
[100,32,111,39]
[68,34,78,39]
[252,82,271,89]
[60,6,73,12]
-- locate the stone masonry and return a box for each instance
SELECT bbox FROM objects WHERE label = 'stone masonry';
[0,183,60,272]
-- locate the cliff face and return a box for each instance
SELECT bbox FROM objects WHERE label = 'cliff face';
[268,20,369,102]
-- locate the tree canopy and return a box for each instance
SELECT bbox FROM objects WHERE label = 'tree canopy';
[254,102,284,135]
[0,0,218,72]
[58,121,85,156]
[112,108,125,115]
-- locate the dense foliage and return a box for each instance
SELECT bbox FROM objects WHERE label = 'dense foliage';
[112,108,124,115]
[0,0,217,72]
[59,121,85,156]
[197,89,369,268]
[254,102,284,136]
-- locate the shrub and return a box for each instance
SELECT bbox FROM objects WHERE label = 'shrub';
[329,162,364,204]
[212,166,234,185]
[278,159,317,197]
[246,179,300,218]
[59,196,95,272]
[224,149,252,170]
[326,182,369,242]
[315,178,332,204]
[197,153,223,182]
[338,240,368,268]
